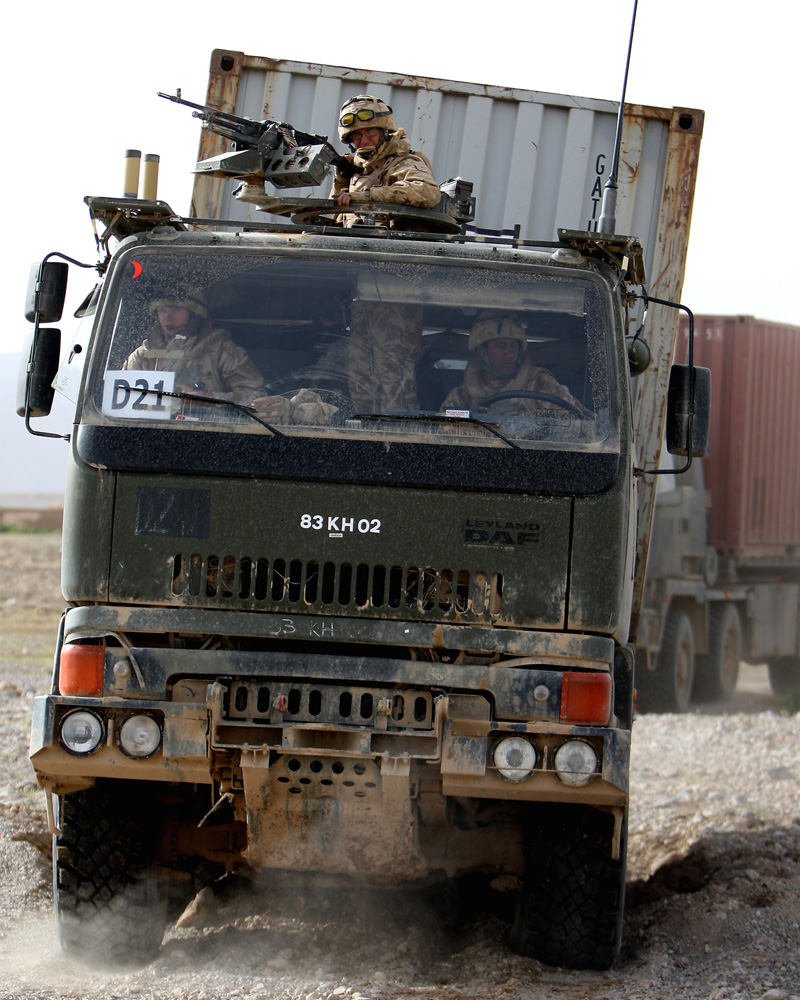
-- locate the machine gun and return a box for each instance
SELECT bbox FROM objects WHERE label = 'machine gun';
[159,89,476,232]
[158,89,356,189]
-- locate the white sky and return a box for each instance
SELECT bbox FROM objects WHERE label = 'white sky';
[3,0,797,361]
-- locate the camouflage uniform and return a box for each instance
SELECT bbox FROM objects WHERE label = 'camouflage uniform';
[442,313,585,415]
[330,129,440,229]
[441,354,583,414]
[125,321,264,406]
[332,97,439,412]
[347,300,423,413]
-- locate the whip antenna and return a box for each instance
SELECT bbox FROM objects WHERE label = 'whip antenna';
[597,0,639,234]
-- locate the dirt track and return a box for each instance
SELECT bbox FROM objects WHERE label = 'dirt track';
[1,532,798,1000]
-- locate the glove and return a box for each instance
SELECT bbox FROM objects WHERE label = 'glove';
[289,388,339,425]
[249,394,292,424]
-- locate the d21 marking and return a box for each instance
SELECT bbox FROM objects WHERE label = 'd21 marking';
[102,370,175,419]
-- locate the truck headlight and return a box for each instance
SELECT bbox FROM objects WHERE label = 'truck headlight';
[553,739,598,786]
[118,714,162,759]
[59,710,104,755]
[493,736,537,782]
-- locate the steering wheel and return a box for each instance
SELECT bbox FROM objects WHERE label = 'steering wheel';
[476,390,584,417]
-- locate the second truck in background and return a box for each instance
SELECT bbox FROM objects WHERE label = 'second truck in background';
[636,314,800,711]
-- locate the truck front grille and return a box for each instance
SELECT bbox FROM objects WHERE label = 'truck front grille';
[225,679,433,730]
[209,679,440,757]
[170,554,503,619]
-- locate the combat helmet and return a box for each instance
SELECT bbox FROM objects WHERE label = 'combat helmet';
[468,313,528,378]
[149,284,208,318]
[338,95,396,151]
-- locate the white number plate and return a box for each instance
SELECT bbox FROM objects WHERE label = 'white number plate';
[102,370,175,419]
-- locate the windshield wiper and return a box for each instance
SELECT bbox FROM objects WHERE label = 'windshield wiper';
[160,389,287,436]
[351,411,521,450]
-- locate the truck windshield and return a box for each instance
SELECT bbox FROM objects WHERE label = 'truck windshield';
[90,249,617,454]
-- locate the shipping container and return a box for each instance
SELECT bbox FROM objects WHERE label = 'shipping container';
[677,314,800,560]
[637,315,800,712]
[192,50,702,296]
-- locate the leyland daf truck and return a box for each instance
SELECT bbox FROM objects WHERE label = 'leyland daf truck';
[637,314,800,712]
[19,50,705,970]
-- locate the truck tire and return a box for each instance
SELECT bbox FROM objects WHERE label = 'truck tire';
[638,608,695,713]
[693,603,741,702]
[509,805,626,970]
[54,782,167,967]
[767,659,800,697]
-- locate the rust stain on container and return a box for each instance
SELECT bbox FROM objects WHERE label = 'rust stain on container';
[629,105,704,628]
[191,50,246,221]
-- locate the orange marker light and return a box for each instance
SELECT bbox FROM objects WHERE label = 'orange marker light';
[59,645,105,697]
[560,672,612,725]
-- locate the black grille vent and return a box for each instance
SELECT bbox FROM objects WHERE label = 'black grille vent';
[170,554,502,618]
[225,680,433,730]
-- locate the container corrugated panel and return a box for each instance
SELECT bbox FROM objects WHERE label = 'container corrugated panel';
[192,50,703,285]
[677,315,800,560]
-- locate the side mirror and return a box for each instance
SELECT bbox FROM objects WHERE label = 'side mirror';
[16,326,61,418]
[25,261,69,323]
[666,364,711,457]
[627,337,651,376]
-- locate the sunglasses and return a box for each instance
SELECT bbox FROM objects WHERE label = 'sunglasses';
[339,106,391,126]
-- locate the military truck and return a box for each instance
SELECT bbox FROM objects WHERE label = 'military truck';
[20,51,704,970]
[636,314,800,711]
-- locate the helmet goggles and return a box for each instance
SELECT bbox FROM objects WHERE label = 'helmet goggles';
[339,105,393,127]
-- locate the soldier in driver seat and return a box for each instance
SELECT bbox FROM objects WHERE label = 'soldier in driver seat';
[440,312,586,416]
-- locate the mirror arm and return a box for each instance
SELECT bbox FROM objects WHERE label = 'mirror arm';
[635,294,697,476]
[24,252,96,441]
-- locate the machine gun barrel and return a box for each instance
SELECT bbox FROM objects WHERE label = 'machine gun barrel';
[158,90,263,136]
[157,90,353,175]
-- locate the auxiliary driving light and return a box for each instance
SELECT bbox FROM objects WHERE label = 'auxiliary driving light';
[59,710,104,755]
[553,739,598,786]
[118,714,162,759]
[493,736,537,782]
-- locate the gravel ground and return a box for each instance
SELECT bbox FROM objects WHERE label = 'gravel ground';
[1,532,798,1000]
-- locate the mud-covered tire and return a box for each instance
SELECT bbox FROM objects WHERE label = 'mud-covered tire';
[509,805,626,970]
[54,782,167,967]
[638,609,695,713]
[767,658,800,697]
[693,603,741,702]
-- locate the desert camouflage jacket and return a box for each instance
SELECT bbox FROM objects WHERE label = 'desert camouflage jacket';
[441,353,584,415]
[125,322,264,405]
[331,130,439,226]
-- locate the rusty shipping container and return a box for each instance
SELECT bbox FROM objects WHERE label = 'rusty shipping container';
[677,314,800,561]
[192,50,702,299]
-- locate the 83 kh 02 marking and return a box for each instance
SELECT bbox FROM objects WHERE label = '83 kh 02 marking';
[301,514,382,538]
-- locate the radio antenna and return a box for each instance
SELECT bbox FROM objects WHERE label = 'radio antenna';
[597,0,639,234]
